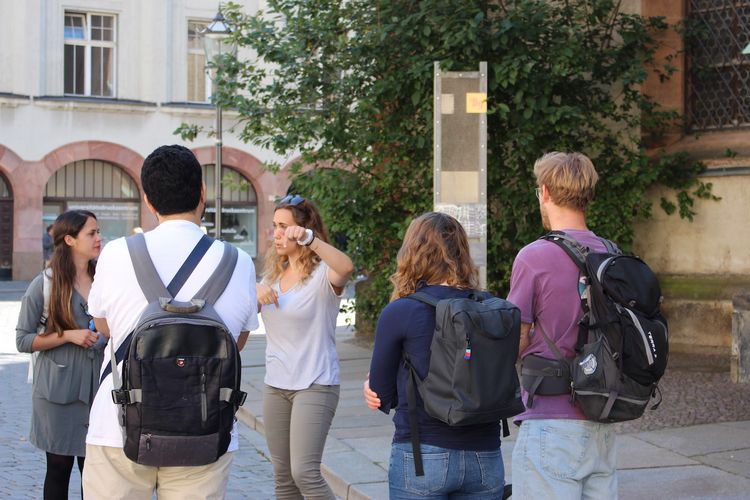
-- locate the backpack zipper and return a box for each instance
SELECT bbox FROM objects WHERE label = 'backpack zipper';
[200,368,207,423]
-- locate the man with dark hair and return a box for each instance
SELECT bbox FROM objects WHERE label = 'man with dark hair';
[509,152,618,499]
[139,144,203,216]
[82,145,259,498]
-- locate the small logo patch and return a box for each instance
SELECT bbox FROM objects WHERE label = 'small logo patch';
[579,354,597,375]
[176,358,186,368]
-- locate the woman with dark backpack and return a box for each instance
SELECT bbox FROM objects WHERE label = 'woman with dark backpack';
[364,212,510,499]
[16,210,105,499]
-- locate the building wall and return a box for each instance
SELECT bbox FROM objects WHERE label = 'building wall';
[635,0,750,355]
[0,0,294,280]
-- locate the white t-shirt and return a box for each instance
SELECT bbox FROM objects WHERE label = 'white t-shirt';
[262,262,342,390]
[86,220,259,450]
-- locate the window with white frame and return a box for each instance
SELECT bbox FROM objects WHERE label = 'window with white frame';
[64,12,116,97]
[188,20,211,102]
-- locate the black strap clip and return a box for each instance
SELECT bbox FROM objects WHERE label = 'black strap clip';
[111,389,131,405]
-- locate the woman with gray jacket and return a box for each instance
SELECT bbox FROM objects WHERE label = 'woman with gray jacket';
[16,210,104,499]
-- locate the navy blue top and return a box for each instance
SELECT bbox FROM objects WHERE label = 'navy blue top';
[369,285,501,451]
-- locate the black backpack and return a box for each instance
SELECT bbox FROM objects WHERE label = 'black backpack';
[404,291,525,476]
[526,231,668,423]
[108,233,247,466]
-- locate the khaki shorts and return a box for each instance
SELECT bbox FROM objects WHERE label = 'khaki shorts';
[82,444,233,500]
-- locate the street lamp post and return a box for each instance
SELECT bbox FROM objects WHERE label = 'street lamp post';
[202,8,237,240]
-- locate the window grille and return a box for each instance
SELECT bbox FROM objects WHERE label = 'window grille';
[202,165,257,203]
[687,1,750,131]
[0,175,10,198]
[44,160,139,200]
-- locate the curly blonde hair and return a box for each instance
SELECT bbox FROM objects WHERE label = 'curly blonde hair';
[262,198,331,285]
[390,212,479,300]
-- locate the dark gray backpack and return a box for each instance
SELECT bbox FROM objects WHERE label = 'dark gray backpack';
[108,233,247,466]
[404,291,525,476]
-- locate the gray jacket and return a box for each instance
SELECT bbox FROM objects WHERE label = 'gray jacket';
[16,274,103,405]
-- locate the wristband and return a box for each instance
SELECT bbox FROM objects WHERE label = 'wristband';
[297,228,315,246]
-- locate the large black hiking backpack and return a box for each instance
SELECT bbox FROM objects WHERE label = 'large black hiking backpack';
[532,231,669,422]
[404,291,525,476]
[108,233,247,466]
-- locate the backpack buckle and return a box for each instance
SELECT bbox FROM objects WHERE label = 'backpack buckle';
[111,389,131,405]
[232,390,247,406]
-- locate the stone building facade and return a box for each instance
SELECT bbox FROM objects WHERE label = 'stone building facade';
[633,1,750,357]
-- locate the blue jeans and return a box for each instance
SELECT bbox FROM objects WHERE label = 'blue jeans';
[388,442,505,499]
[511,419,617,500]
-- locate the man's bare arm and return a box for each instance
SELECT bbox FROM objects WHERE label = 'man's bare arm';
[237,331,249,351]
[518,322,532,360]
[94,317,111,338]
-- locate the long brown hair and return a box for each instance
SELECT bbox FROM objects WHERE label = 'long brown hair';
[46,210,97,336]
[262,197,331,284]
[390,212,479,300]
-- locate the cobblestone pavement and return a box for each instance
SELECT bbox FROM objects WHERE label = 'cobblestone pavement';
[615,361,750,434]
[0,295,276,500]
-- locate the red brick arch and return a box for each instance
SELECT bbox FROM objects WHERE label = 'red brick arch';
[0,145,23,192]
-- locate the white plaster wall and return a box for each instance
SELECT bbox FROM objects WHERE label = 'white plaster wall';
[0,0,40,95]
[0,0,284,166]
[0,100,284,166]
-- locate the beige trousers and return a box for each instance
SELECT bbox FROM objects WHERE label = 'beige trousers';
[82,444,233,500]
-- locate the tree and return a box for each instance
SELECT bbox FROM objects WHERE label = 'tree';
[204,0,715,338]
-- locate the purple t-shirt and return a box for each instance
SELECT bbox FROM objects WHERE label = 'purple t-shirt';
[507,229,608,421]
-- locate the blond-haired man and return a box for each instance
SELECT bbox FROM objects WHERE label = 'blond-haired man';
[508,152,618,499]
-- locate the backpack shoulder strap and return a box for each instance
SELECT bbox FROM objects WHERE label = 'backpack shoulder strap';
[39,269,52,331]
[126,233,169,302]
[407,291,440,307]
[541,231,588,273]
[599,237,621,255]
[126,233,213,302]
[166,234,214,297]
[401,351,425,477]
[193,241,239,305]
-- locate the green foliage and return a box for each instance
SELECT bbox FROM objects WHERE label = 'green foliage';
[218,0,716,327]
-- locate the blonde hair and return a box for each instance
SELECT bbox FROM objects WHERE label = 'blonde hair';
[390,212,479,300]
[262,198,331,285]
[533,152,599,211]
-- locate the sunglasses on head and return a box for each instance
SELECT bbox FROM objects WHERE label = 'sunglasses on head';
[278,194,305,206]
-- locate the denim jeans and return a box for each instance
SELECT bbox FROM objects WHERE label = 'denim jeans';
[511,418,617,500]
[388,442,505,499]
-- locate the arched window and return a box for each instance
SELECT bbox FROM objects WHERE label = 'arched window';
[44,160,140,243]
[0,174,12,280]
[202,164,258,257]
